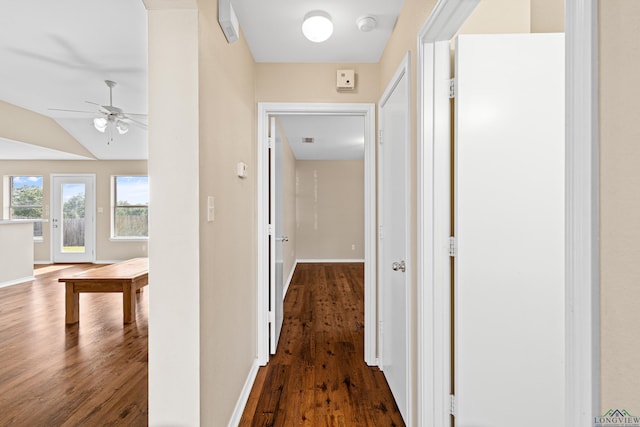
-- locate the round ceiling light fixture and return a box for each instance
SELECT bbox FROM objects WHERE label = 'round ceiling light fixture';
[302,10,334,43]
[357,15,378,32]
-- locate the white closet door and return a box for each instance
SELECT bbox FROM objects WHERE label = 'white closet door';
[454,33,565,427]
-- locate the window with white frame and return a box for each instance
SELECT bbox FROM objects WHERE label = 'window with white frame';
[8,176,44,238]
[112,176,149,238]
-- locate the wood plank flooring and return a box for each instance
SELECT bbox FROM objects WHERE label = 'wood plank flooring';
[240,263,405,427]
[0,264,148,426]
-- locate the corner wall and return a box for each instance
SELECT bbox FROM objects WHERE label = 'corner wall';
[147,4,201,426]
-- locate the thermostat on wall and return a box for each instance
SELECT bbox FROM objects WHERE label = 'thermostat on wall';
[237,162,247,178]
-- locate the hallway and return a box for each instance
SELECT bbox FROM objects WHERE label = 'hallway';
[240,263,404,426]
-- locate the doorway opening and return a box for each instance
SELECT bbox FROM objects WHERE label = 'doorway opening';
[256,103,376,365]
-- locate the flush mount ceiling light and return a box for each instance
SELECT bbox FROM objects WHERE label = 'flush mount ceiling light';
[357,15,378,32]
[302,10,333,43]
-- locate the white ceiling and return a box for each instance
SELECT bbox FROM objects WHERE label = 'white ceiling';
[232,0,405,63]
[0,0,403,161]
[278,115,364,161]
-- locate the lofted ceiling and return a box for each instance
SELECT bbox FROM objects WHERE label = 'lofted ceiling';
[0,0,148,160]
[0,0,404,161]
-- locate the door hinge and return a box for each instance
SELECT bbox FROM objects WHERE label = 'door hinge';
[379,225,384,240]
[448,236,456,257]
[268,310,275,324]
[449,78,456,99]
[268,224,274,235]
[378,129,384,145]
[449,394,456,416]
[267,136,274,149]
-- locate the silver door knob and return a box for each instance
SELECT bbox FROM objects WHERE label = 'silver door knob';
[276,236,289,242]
[392,261,406,272]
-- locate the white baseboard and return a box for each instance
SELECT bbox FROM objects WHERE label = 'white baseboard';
[283,260,298,299]
[34,260,53,265]
[297,259,365,263]
[227,358,260,427]
[94,260,127,265]
[0,276,35,289]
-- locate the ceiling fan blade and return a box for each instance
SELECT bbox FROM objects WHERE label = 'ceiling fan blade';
[85,100,101,106]
[124,112,148,117]
[48,108,96,114]
[122,116,148,129]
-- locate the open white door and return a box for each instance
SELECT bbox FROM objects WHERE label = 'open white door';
[454,33,565,426]
[51,174,96,263]
[378,54,411,424]
[269,117,285,354]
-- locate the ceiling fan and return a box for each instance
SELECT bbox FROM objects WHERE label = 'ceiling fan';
[50,80,147,144]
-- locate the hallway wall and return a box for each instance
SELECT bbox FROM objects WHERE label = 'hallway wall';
[600,0,640,414]
[296,160,365,260]
[256,63,379,103]
[198,0,258,425]
[280,119,297,283]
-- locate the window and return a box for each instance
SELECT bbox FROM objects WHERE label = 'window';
[113,176,149,238]
[9,176,44,238]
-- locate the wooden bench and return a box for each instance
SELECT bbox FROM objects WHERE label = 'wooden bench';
[58,258,148,324]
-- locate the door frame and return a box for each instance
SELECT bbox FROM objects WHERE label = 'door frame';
[416,1,599,426]
[377,52,412,424]
[256,102,377,365]
[50,173,96,263]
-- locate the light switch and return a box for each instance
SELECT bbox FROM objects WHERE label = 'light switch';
[97,207,104,214]
[207,196,215,222]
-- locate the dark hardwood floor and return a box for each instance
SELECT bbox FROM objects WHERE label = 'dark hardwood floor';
[240,263,405,427]
[0,264,148,426]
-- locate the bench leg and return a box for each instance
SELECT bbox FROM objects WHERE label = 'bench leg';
[123,283,136,323]
[65,283,79,324]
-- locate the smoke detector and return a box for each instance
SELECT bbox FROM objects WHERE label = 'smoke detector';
[357,16,377,32]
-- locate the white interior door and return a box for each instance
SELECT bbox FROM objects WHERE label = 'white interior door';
[269,117,285,354]
[51,174,95,263]
[454,33,565,426]
[378,55,411,423]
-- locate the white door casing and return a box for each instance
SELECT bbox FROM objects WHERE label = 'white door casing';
[378,53,412,424]
[269,117,285,354]
[257,103,377,366]
[51,174,95,263]
[454,33,565,426]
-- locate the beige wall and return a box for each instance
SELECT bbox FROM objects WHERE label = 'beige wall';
[198,0,258,425]
[296,160,365,260]
[531,0,564,32]
[459,0,563,35]
[279,120,297,281]
[0,101,94,159]
[256,63,379,103]
[599,0,640,414]
[0,160,148,262]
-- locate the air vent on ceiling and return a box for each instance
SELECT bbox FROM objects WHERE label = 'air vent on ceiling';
[302,137,315,144]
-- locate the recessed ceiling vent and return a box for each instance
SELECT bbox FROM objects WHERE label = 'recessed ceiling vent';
[302,137,315,144]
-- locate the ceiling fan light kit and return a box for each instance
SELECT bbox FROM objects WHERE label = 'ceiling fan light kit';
[302,10,333,43]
